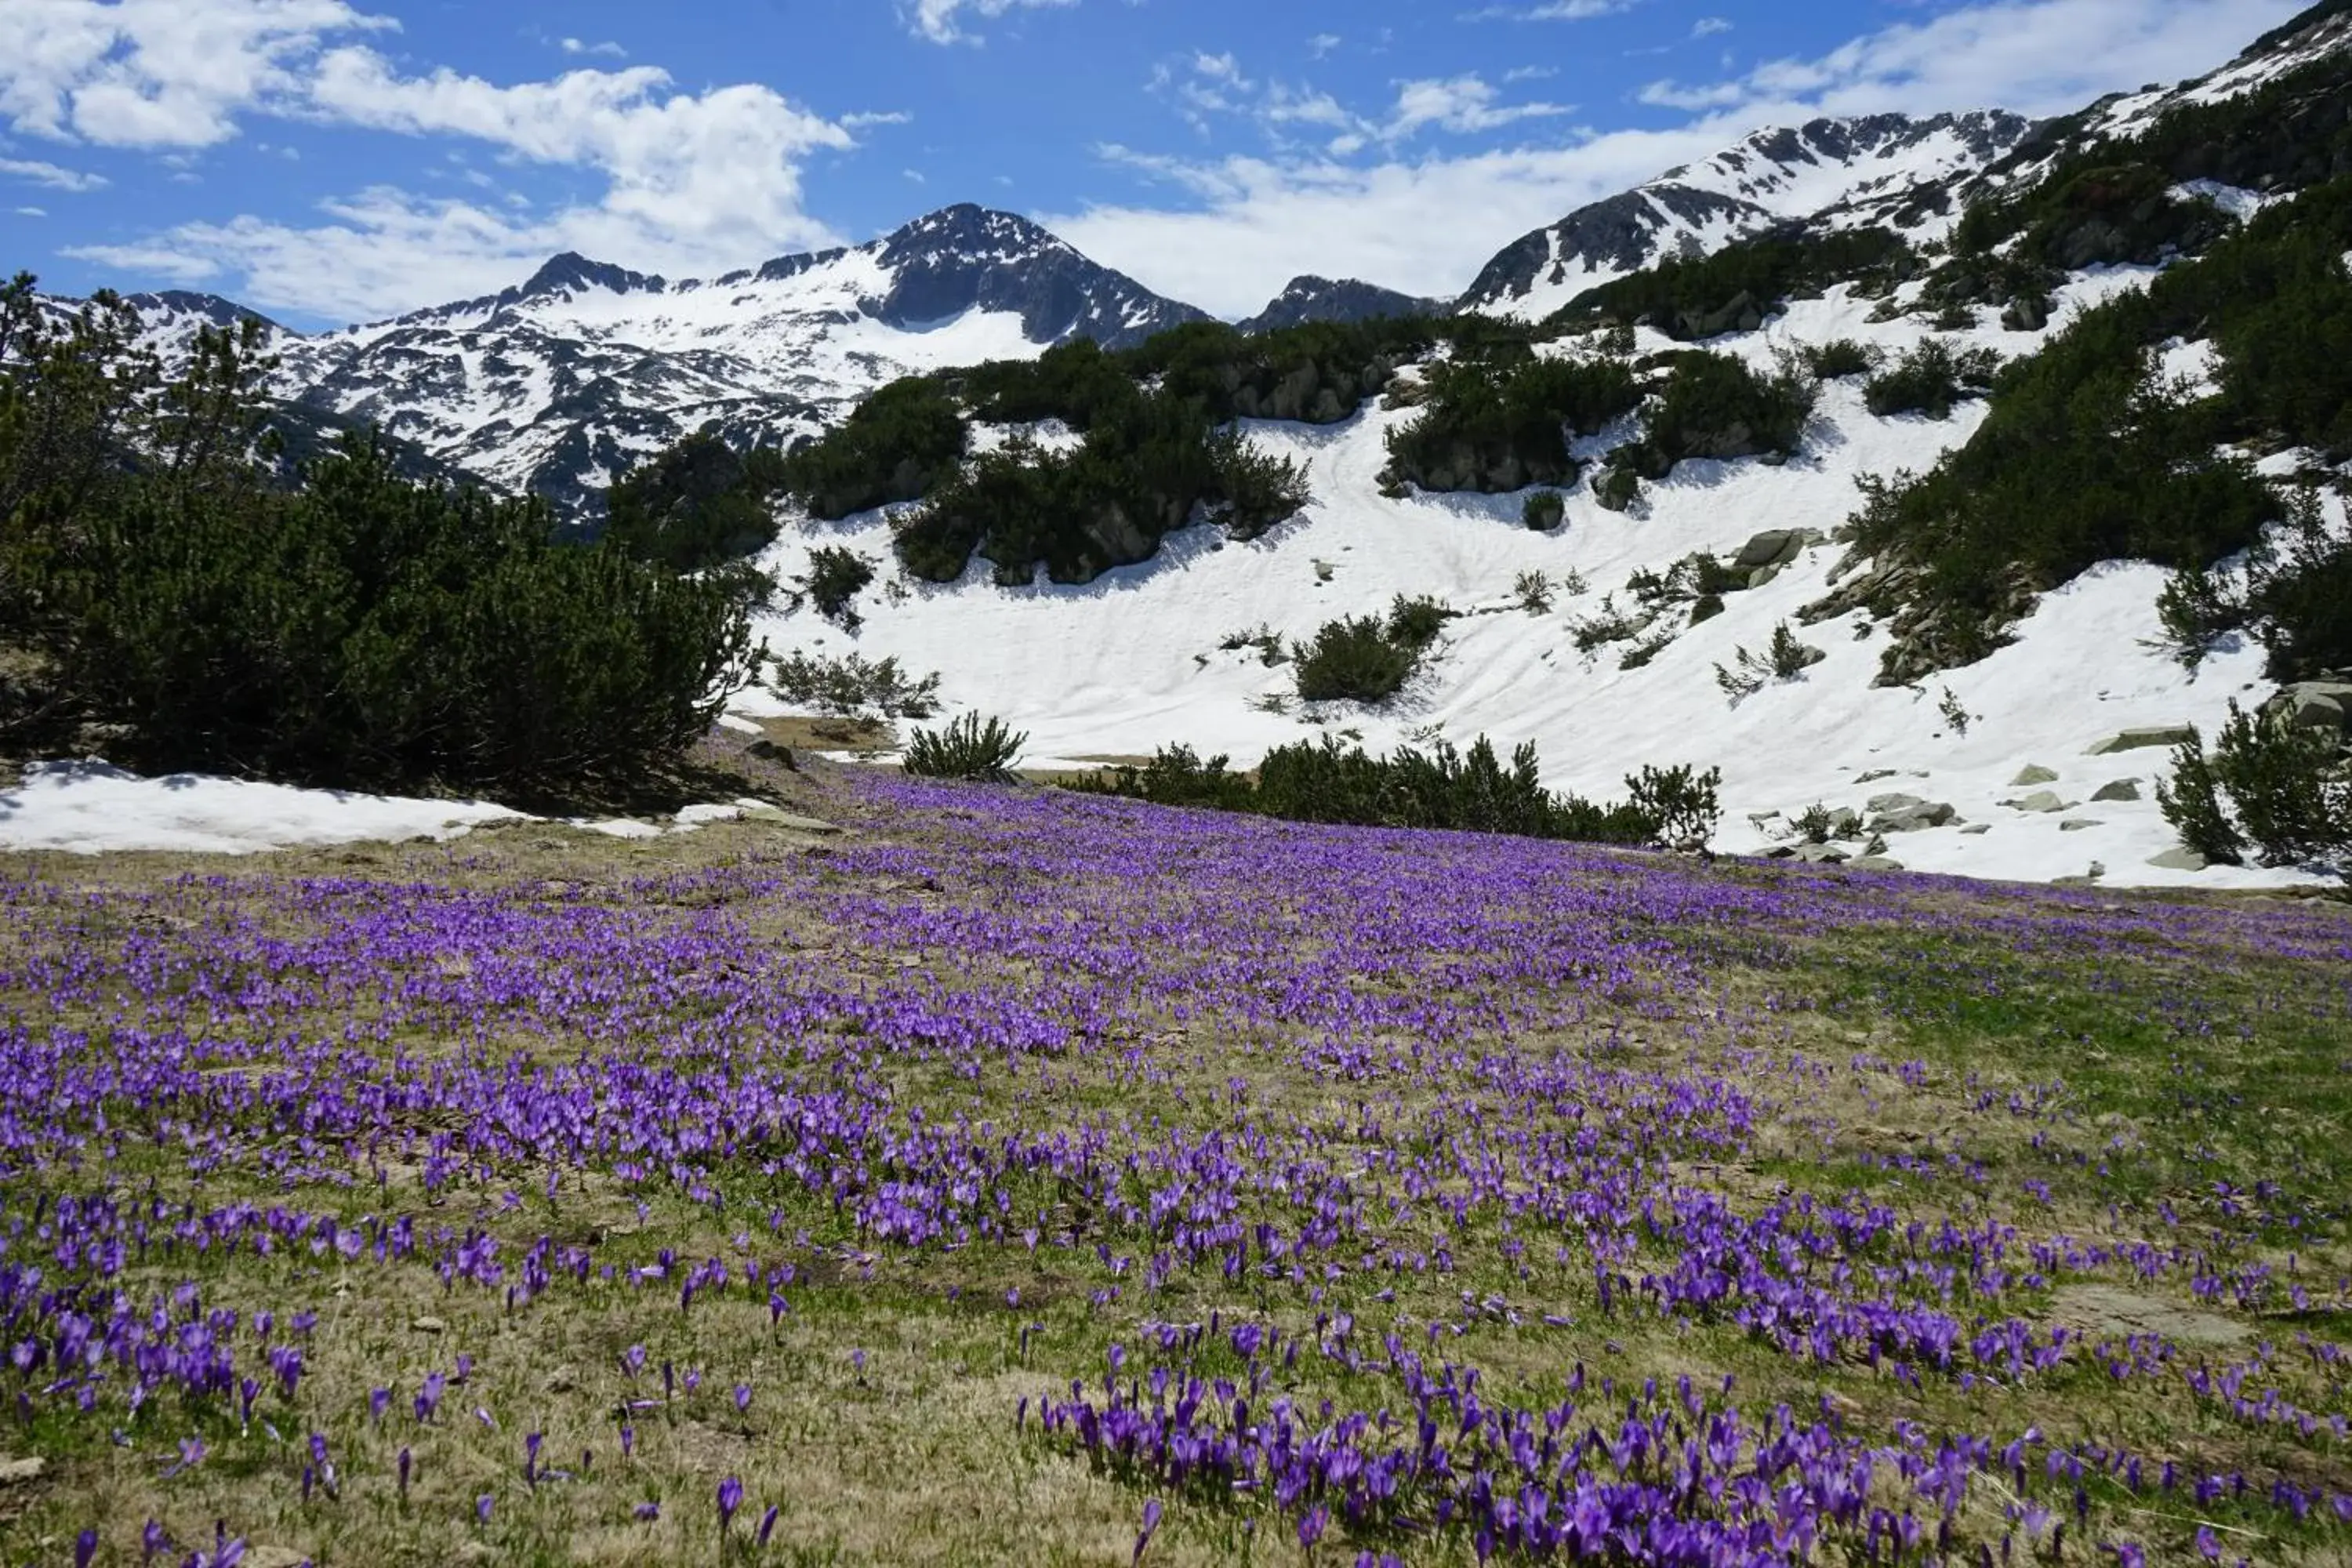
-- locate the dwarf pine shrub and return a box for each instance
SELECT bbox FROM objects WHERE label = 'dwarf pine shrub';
[903,713,1028,781]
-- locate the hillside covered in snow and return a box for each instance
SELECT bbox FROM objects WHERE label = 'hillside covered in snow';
[11,0,2351,888]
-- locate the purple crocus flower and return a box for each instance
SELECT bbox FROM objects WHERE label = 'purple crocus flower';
[1134,1498,1163,1565]
[717,1475,745,1533]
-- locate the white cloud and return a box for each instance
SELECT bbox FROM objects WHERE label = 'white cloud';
[905,0,1079,45]
[15,206,49,218]
[1385,75,1571,140]
[27,6,857,324]
[1640,0,2300,121]
[0,155,109,191]
[1691,16,1733,38]
[559,38,627,60]
[0,0,396,148]
[1047,0,2301,318]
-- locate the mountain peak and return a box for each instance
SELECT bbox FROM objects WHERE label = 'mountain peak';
[862,205,1203,348]
[1461,108,2032,320]
[509,252,667,303]
[1240,276,1448,335]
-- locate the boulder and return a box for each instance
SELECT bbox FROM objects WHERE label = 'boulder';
[1824,807,1863,837]
[2147,847,2209,871]
[1865,792,1928,815]
[2059,818,2103,832]
[1864,793,1958,833]
[1854,768,1898,783]
[2090,779,2142,803]
[2010,764,2060,786]
[745,739,797,769]
[1733,528,1817,571]
[2270,681,2352,732]
[2002,790,2071,813]
[1846,855,1905,873]
[1794,843,1851,864]
[1959,823,1992,836]
[2085,725,2195,756]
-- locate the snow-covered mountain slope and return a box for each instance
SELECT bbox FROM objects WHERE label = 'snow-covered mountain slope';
[731,238,2336,891]
[1460,112,2031,322]
[1239,277,1451,335]
[21,205,1205,516]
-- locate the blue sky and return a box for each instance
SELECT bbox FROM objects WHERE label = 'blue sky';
[0,0,2300,327]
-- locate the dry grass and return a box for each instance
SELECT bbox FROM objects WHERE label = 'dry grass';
[1,768,2348,1565]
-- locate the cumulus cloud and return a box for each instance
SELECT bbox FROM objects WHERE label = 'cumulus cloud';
[14,0,858,324]
[904,0,1080,45]
[1047,0,2301,317]
[0,0,395,148]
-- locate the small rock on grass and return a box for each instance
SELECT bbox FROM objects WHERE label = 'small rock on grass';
[411,1315,448,1334]
[0,1457,44,1483]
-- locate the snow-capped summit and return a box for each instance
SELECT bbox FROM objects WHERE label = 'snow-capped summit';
[235,205,1208,513]
[1461,111,2033,321]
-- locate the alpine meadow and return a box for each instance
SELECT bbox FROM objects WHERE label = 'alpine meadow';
[1,0,2350,1565]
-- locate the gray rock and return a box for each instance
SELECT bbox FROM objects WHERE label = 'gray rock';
[1846,855,1905,872]
[2271,681,2352,731]
[2084,725,2196,756]
[745,739,797,768]
[410,1316,448,1334]
[1867,797,1958,833]
[2147,847,2209,871]
[1960,823,1992,835]
[1795,843,1851,864]
[2059,818,2103,832]
[2090,779,2142,803]
[2010,764,2060,786]
[1747,563,1786,590]
[2002,790,2071,813]
[1853,769,1899,783]
[1732,528,1821,570]
[0,1457,44,1484]
[1824,807,1862,837]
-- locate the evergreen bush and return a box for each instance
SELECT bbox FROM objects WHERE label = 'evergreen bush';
[1863,339,2002,419]
[1293,615,1421,704]
[768,648,941,720]
[0,284,760,794]
[603,429,786,570]
[903,712,1028,780]
[2161,703,2349,869]
[795,546,877,628]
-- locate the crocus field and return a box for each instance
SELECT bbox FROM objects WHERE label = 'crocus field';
[0,759,2348,1567]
